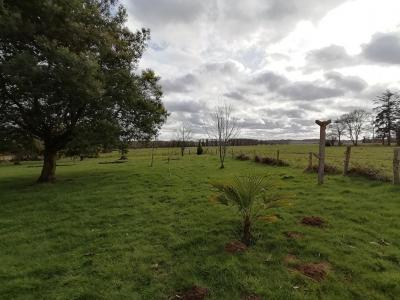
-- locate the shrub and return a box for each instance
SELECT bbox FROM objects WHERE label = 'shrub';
[196,141,203,155]
[347,166,390,182]
[235,153,250,161]
[254,156,289,167]
[211,175,281,246]
[305,164,340,174]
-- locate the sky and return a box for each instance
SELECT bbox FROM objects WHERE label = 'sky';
[122,0,400,140]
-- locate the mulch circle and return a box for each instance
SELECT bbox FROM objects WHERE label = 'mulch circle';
[301,216,325,227]
[174,286,209,300]
[224,240,248,253]
[294,262,330,282]
[284,231,304,239]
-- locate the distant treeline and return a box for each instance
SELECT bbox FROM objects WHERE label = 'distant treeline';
[129,138,318,148]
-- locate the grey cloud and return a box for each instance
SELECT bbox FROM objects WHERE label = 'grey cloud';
[261,108,306,119]
[254,71,344,100]
[165,99,203,113]
[161,73,198,93]
[305,44,354,70]
[238,119,284,130]
[224,91,245,101]
[126,0,206,25]
[362,32,400,64]
[324,72,367,92]
[253,72,289,91]
[279,82,344,100]
[201,61,241,75]
[217,0,346,42]
[125,0,346,44]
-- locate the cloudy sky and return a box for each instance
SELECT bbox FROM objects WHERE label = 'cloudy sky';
[122,0,400,140]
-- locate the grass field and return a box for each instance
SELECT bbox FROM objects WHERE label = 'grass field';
[1,145,400,299]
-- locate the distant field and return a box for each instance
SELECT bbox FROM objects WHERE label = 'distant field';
[130,144,396,178]
[1,146,399,299]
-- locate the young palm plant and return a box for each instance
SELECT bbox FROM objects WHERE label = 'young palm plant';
[212,175,278,246]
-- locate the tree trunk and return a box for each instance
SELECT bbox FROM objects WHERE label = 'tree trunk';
[219,144,224,169]
[38,150,57,183]
[396,129,400,146]
[242,215,252,246]
[181,147,184,156]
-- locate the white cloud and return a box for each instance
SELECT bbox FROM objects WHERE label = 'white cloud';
[122,0,400,140]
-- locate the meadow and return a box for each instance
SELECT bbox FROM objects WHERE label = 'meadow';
[0,145,400,299]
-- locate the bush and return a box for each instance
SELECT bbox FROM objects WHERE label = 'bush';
[211,175,281,246]
[304,164,340,174]
[254,156,289,167]
[347,166,390,182]
[235,153,250,161]
[196,141,203,155]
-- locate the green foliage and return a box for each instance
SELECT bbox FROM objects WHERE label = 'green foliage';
[196,141,203,155]
[211,175,280,245]
[64,120,119,160]
[0,0,168,181]
[0,126,43,161]
[374,90,400,145]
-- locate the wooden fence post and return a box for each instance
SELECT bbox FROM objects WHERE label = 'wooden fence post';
[315,120,331,185]
[343,146,351,175]
[276,150,280,161]
[308,152,313,170]
[393,148,400,185]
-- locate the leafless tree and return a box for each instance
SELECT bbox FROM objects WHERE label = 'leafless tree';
[329,117,347,146]
[205,104,240,169]
[176,124,192,156]
[342,109,370,146]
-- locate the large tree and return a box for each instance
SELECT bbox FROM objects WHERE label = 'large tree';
[342,109,370,146]
[374,90,400,146]
[0,0,168,182]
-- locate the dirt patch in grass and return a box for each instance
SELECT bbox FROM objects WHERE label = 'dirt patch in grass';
[284,231,304,239]
[174,286,209,300]
[301,216,325,227]
[225,240,248,253]
[294,262,331,282]
[283,254,299,265]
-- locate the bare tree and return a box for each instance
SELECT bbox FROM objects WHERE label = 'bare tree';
[329,117,347,146]
[342,109,370,146]
[206,104,240,169]
[176,124,192,156]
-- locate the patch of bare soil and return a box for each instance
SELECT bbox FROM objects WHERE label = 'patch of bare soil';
[301,216,325,227]
[284,231,304,239]
[173,286,209,300]
[225,240,248,253]
[295,262,330,282]
[283,254,299,265]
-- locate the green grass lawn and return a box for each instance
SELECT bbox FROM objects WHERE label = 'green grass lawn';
[1,148,400,299]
